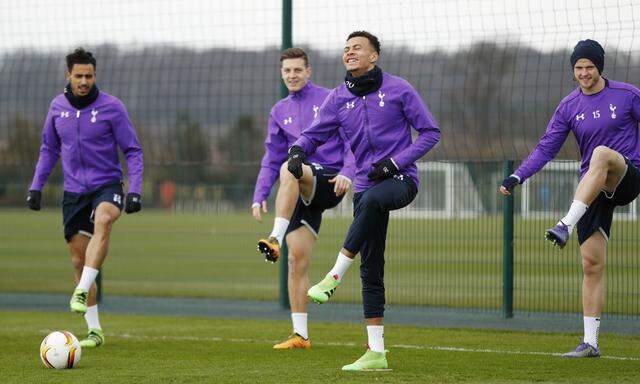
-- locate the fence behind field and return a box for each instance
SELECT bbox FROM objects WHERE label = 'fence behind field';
[1,1,639,325]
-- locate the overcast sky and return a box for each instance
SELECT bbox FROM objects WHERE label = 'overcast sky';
[1,0,639,54]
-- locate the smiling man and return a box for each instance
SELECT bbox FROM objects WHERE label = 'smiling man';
[252,47,355,349]
[287,31,440,370]
[28,48,143,349]
[500,39,640,358]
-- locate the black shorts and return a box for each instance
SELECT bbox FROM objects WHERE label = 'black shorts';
[286,164,344,238]
[62,182,124,242]
[577,158,640,244]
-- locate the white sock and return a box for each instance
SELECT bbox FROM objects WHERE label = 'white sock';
[76,266,99,292]
[559,200,589,233]
[84,305,102,330]
[328,252,354,282]
[367,325,384,352]
[270,217,290,245]
[291,312,308,339]
[583,316,600,348]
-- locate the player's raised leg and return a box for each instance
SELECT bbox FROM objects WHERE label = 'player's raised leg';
[546,144,626,248]
[70,202,121,314]
[272,227,314,349]
[258,163,313,263]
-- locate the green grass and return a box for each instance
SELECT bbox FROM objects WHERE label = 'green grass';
[1,310,639,383]
[0,209,639,314]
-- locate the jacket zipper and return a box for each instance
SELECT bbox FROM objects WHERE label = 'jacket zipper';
[362,95,375,156]
[75,110,88,190]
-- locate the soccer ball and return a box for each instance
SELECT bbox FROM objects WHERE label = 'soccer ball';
[39,331,81,369]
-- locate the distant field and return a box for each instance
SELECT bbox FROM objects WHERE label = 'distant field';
[1,310,639,383]
[0,209,638,314]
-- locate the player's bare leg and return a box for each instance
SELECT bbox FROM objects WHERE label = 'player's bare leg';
[84,202,121,269]
[563,231,606,358]
[69,235,96,307]
[273,227,315,349]
[258,163,313,263]
[575,146,627,204]
[276,162,314,219]
[69,234,105,347]
[547,146,627,248]
[70,203,121,314]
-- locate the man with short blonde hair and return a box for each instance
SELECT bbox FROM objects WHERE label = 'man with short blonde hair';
[252,47,355,349]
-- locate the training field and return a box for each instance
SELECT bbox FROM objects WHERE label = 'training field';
[1,209,639,382]
[1,311,639,383]
[1,209,639,314]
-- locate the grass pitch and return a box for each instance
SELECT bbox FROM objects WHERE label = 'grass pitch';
[1,310,639,383]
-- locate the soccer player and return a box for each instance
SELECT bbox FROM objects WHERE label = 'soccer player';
[287,31,440,370]
[500,40,640,358]
[252,47,355,349]
[27,48,143,348]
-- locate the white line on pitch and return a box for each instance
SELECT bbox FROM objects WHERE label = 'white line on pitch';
[111,333,639,361]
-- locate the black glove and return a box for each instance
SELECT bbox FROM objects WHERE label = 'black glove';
[26,190,42,211]
[125,193,142,214]
[367,158,399,180]
[287,145,307,179]
[501,175,520,193]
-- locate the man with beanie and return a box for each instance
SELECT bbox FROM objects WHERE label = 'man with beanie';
[500,39,640,357]
[28,48,144,348]
[287,31,440,370]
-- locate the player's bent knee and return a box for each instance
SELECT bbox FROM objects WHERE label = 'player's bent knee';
[280,163,297,182]
[591,145,618,166]
[94,213,117,229]
[359,194,382,211]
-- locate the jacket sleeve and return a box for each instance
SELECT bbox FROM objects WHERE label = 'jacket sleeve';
[112,100,144,195]
[253,111,288,204]
[337,129,356,181]
[514,104,571,183]
[30,108,60,191]
[630,88,640,122]
[392,83,441,170]
[294,91,340,156]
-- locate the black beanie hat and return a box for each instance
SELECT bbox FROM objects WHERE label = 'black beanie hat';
[570,39,605,74]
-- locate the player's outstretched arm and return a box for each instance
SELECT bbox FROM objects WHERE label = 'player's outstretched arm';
[499,104,571,196]
[252,111,288,219]
[29,109,61,210]
[112,100,143,212]
[293,91,341,158]
[331,135,355,196]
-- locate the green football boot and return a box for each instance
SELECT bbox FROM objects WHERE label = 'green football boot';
[79,328,105,348]
[69,288,88,314]
[307,274,341,304]
[342,349,390,371]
